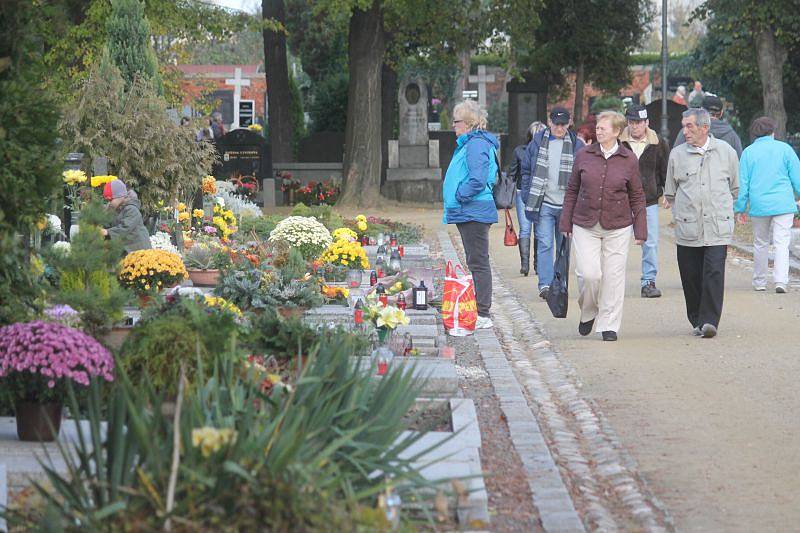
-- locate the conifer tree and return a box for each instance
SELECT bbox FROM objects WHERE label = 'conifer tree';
[106,0,161,91]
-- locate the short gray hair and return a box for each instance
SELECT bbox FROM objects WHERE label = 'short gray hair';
[453,100,487,130]
[682,107,710,128]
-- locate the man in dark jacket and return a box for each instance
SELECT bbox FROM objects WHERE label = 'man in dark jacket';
[520,107,585,299]
[100,180,151,254]
[674,95,742,157]
[620,105,669,298]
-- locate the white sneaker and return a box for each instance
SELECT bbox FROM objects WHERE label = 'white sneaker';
[475,316,494,329]
[753,285,766,292]
[776,284,788,294]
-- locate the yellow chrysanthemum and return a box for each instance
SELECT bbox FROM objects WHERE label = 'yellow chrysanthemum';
[193,209,204,219]
[90,175,118,188]
[62,169,87,185]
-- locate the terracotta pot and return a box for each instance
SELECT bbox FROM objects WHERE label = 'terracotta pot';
[276,306,307,319]
[16,401,63,442]
[102,326,132,350]
[188,269,220,287]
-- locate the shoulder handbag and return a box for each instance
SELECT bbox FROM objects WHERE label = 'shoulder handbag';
[492,152,516,209]
[546,237,570,318]
[503,209,518,246]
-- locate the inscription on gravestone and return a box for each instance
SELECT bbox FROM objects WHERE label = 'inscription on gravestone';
[213,129,271,205]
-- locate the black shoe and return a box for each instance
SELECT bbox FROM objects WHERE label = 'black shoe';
[538,286,550,300]
[602,331,617,341]
[641,281,662,298]
[519,237,531,277]
[701,323,717,338]
[578,319,595,336]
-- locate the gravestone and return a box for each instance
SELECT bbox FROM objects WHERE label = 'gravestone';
[646,99,687,147]
[506,74,548,165]
[383,76,442,203]
[213,129,272,205]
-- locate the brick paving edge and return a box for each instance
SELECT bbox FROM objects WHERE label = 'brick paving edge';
[438,230,585,533]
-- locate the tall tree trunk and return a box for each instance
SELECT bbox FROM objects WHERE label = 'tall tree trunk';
[573,59,585,123]
[380,61,397,187]
[262,0,294,162]
[339,0,384,206]
[755,29,787,139]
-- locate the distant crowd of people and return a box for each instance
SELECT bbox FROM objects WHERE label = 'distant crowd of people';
[180,112,227,142]
[443,93,800,341]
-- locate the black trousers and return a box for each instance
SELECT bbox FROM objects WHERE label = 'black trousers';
[676,244,727,328]
[456,221,492,317]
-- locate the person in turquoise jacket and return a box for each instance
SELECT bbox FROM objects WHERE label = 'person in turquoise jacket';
[443,100,499,331]
[734,116,800,293]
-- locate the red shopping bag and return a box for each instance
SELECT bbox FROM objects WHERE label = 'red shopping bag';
[441,261,477,336]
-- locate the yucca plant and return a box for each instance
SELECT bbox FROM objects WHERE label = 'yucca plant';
[2,330,456,529]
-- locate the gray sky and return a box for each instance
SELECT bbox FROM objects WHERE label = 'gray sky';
[208,0,259,13]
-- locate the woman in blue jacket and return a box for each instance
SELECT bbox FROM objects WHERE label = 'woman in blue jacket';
[734,116,800,293]
[443,100,499,330]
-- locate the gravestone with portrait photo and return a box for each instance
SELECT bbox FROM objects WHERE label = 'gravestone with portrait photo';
[384,75,442,203]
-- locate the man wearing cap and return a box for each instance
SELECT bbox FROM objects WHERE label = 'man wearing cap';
[100,179,151,253]
[675,95,742,157]
[620,105,670,298]
[520,106,585,299]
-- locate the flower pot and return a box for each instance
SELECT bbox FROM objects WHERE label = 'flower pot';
[277,306,307,319]
[377,327,393,344]
[15,401,63,442]
[346,269,364,288]
[188,269,221,287]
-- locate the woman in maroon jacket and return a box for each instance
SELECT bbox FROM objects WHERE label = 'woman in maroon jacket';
[559,111,647,341]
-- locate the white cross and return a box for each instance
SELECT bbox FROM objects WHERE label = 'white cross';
[225,67,251,129]
[468,65,495,109]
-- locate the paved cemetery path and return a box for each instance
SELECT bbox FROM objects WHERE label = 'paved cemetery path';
[334,204,800,531]
[482,207,800,532]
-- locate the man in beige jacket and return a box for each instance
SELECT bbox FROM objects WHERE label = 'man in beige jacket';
[664,108,739,338]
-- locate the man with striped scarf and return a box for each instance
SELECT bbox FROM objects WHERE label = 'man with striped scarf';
[520,107,585,299]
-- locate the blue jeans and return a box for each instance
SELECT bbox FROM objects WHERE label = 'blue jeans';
[533,203,564,290]
[641,204,659,285]
[515,189,532,238]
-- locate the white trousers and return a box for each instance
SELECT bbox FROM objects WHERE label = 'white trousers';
[751,213,794,287]
[573,223,633,333]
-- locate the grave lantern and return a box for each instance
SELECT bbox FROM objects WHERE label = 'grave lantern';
[390,233,398,247]
[354,298,364,325]
[370,270,378,286]
[377,232,386,246]
[413,280,428,310]
[375,257,385,278]
[388,249,403,274]
[376,283,388,306]
[376,243,388,263]
[372,345,393,376]
[396,292,407,310]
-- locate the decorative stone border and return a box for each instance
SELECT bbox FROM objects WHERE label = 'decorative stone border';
[398,398,489,525]
[438,230,586,532]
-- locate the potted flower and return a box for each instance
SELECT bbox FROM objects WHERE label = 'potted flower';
[319,234,370,286]
[264,248,324,317]
[183,241,231,287]
[62,169,88,238]
[118,249,189,304]
[0,321,115,441]
[364,303,409,344]
[268,215,332,261]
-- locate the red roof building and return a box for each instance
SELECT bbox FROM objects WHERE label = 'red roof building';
[177,64,268,128]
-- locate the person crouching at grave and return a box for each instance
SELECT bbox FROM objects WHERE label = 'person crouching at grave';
[443,99,500,330]
[100,179,151,254]
[559,111,647,342]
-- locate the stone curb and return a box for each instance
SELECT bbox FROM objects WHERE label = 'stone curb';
[438,231,585,532]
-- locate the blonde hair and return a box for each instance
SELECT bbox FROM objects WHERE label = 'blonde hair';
[453,100,487,130]
[596,111,626,136]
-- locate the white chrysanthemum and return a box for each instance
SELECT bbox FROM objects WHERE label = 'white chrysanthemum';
[46,214,62,234]
[150,232,179,254]
[52,241,71,255]
[269,216,332,259]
